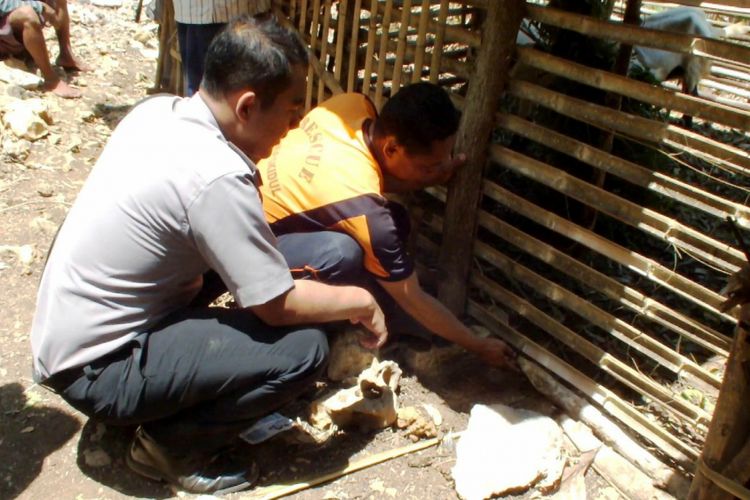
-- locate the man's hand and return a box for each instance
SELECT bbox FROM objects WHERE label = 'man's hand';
[435,152,467,185]
[349,297,388,349]
[474,337,519,371]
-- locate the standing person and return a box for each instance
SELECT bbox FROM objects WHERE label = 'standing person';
[31,14,386,495]
[173,0,271,96]
[0,0,87,97]
[258,83,517,370]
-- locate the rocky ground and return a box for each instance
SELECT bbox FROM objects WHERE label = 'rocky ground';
[0,2,630,499]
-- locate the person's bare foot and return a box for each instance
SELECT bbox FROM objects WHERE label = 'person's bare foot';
[43,79,81,98]
[55,55,91,72]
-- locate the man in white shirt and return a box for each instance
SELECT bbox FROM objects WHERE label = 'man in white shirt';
[31,13,386,495]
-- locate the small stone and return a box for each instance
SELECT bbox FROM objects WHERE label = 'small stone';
[83,448,111,467]
[37,184,54,197]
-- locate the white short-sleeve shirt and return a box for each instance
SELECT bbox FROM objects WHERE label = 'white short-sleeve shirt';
[30,93,294,380]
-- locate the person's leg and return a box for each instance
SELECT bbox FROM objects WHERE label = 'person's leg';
[59,307,328,452]
[7,5,79,97]
[276,231,437,343]
[176,22,224,96]
[42,0,88,70]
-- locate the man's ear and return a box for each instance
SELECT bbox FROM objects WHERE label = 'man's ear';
[234,90,258,123]
[383,137,400,159]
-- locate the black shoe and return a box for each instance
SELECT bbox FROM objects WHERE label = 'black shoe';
[126,427,258,495]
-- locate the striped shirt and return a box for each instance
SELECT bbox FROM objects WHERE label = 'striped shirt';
[173,0,271,24]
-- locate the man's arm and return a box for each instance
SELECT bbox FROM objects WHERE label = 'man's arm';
[251,280,388,349]
[378,273,517,369]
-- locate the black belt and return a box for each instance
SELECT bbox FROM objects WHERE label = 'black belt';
[40,334,147,394]
[41,365,86,393]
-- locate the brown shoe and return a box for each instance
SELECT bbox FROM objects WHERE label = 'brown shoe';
[126,427,259,495]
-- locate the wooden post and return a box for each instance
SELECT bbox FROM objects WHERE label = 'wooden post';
[688,301,750,499]
[437,0,525,314]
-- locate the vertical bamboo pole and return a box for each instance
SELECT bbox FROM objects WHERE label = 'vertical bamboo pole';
[305,0,322,112]
[363,0,379,97]
[437,0,526,314]
[347,0,363,92]
[375,0,394,109]
[298,0,308,32]
[334,0,348,84]
[290,0,297,25]
[428,0,449,84]
[585,0,641,229]
[412,0,431,83]
[688,301,750,499]
[317,0,333,104]
[391,0,412,93]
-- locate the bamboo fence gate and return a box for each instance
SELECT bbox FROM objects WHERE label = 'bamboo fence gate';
[152,0,750,497]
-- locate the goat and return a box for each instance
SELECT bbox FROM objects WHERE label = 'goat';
[632,7,748,125]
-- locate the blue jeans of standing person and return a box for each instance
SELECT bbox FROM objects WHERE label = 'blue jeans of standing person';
[176,22,224,96]
[42,306,329,455]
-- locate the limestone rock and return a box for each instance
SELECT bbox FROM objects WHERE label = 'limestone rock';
[3,98,52,141]
[0,64,42,89]
[83,447,111,467]
[2,137,31,161]
[452,404,566,500]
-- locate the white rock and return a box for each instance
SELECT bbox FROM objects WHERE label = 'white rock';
[3,99,51,141]
[452,404,566,500]
[2,137,31,160]
[83,447,112,467]
[0,65,42,89]
[91,0,123,6]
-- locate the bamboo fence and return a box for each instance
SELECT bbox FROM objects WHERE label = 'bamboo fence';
[152,0,750,496]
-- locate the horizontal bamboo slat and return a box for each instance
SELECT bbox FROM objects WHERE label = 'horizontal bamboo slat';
[516,47,750,131]
[426,185,732,355]
[508,79,750,177]
[497,113,750,230]
[491,144,746,274]
[526,5,750,69]
[477,180,734,320]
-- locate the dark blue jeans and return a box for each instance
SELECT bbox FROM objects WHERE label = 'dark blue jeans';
[275,231,435,342]
[176,22,224,96]
[47,307,328,454]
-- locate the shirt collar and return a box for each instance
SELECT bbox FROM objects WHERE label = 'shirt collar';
[176,93,263,187]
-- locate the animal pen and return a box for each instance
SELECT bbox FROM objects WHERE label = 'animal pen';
[152,0,750,498]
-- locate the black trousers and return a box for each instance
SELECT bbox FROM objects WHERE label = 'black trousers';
[47,307,328,454]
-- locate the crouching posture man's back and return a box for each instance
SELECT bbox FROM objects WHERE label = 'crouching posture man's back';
[30,13,386,495]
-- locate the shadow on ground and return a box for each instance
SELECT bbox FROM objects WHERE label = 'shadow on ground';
[76,420,170,498]
[0,382,80,499]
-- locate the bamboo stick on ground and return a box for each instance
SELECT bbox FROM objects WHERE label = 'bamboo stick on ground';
[470,302,694,491]
[244,434,453,499]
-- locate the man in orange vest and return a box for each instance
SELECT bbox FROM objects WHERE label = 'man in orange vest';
[258,83,517,370]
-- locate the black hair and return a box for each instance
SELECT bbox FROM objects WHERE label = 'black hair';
[373,83,461,155]
[202,13,308,108]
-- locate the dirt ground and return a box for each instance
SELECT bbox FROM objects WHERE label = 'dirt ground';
[0,2,626,499]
